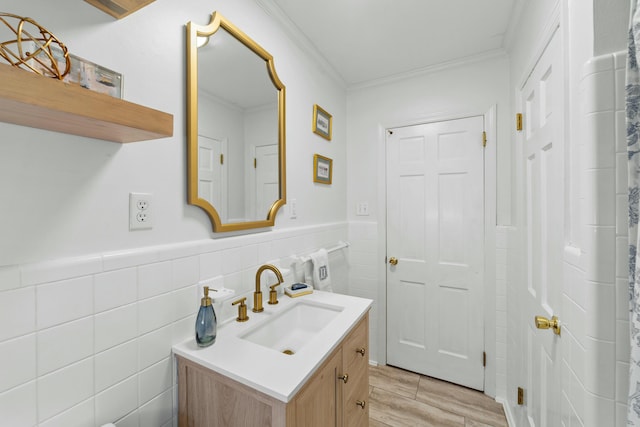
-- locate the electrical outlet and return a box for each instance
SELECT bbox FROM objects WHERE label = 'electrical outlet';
[129,192,153,230]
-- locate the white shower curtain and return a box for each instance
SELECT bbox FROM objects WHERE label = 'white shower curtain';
[628,1,640,424]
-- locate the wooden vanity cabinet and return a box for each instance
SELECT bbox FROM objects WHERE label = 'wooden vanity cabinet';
[177,312,369,427]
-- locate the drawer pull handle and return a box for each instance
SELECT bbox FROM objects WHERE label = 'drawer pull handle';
[356,400,366,409]
[356,347,366,356]
[338,373,349,384]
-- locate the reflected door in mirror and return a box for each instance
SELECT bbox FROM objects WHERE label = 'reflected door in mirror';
[198,135,227,222]
[255,144,279,220]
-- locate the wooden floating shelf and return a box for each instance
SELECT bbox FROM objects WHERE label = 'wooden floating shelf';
[0,63,173,143]
[84,0,156,20]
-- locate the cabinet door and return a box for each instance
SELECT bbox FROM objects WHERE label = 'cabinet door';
[178,357,286,427]
[292,348,343,427]
[344,373,368,427]
[342,314,369,427]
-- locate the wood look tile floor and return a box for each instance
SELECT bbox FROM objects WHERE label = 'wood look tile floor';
[369,365,508,427]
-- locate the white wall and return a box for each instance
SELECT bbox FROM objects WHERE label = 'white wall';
[0,0,348,267]
[0,0,349,425]
[346,54,510,398]
[594,0,629,56]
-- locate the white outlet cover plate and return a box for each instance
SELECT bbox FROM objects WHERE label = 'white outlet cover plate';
[129,192,153,230]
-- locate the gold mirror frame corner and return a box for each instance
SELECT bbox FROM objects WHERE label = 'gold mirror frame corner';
[186,11,286,233]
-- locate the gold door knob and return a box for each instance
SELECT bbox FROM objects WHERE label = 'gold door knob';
[356,347,366,356]
[338,373,349,384]
[356,400,366,409]
[389,257,398,266]
[534,315,561,336]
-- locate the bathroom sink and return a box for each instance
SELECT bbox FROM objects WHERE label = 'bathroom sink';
[240,300,343,354]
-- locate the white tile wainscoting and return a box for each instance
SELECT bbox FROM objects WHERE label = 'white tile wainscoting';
[0,222,348,427]
[576,51,628,427]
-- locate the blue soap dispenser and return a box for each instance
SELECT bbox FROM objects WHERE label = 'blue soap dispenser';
[195,286,217,347]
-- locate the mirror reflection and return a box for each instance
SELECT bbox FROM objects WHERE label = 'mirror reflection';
[187,12,286,232]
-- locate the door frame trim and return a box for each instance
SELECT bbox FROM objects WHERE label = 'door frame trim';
[377,106,498,396]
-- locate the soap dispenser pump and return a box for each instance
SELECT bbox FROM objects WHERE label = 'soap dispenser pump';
[195,286,217,347]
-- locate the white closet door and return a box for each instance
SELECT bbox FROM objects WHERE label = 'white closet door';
[386,115,485,390]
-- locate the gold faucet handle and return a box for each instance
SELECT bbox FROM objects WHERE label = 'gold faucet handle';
[232,297,249,322]
[268,283,280,305]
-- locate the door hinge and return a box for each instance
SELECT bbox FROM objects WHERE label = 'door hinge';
[220,154,224,165]
[516,113,523,131]
[482,131,487,148]
[483,351,486,367]
[254,158,257,169]
[517,387,524,405]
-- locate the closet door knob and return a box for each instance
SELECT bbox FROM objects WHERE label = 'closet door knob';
[338,373,349,384]
[535,315,561,336]
[389,257,398,266]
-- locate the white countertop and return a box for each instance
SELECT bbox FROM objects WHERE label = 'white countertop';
[172,290,372,402]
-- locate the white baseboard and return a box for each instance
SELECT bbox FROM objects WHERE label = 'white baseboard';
[496,397,517,427]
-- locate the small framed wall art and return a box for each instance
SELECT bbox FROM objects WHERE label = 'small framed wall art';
[313,154,333,185]
[312,104,332,140]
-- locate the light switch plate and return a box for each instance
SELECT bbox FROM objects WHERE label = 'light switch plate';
[356,202,369,216]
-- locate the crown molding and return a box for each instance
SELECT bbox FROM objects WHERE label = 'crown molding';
[255,0,515,91]
[254,0,347,89]
[348,49,508,92]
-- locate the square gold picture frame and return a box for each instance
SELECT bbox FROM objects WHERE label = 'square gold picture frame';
[312,104,332,140]
[313,154,332,184]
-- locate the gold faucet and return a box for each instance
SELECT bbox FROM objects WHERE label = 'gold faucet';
[254,264,283,312]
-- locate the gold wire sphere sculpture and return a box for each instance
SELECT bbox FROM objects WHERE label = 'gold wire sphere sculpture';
[0,12,70,79]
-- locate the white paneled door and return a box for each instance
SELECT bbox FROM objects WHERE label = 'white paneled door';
[198,135,227,221]
[386,116,485,391]
[254,144,279,219]
[520,28,563,427]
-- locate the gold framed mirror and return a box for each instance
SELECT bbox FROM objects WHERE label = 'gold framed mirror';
[187,12,286,232]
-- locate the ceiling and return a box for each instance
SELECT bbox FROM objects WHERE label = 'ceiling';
[259,0,518,87]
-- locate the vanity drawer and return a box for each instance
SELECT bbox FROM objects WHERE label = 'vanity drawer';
[343,312,369,373]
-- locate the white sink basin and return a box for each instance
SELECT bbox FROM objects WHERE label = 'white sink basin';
[240,300,343,354]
